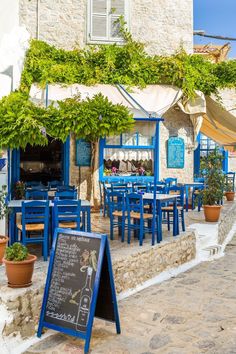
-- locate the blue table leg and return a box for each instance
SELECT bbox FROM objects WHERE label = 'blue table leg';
[157,200,162,243]
[173,198,178,236]
[86,206,91,232]
[185,186,189,212]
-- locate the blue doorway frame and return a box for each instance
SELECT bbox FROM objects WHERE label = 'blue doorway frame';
[8,137,70,197]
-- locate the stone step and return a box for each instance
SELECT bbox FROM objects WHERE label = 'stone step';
[200,244,222,258]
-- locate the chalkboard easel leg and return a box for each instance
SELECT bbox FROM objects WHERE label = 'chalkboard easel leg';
[37,323,43,338]
[84,337,91,354]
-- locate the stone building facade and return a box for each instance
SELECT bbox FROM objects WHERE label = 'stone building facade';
[17,0,195,199]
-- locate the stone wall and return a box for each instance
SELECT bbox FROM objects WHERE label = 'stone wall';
[113,232,196,294]
[0,231,196,340]
[218,200,236,245]
[19,0,193,55]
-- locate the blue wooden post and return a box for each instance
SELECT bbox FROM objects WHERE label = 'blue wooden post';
[152,121,160,245]
[222,150,228,173]
[63,136,70,185]
[194,134,201,176]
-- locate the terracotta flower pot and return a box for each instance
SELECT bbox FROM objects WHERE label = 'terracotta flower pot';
[0,236,8,264]
[3,254,37,288]
[225,191,235,202]
[203,205,222,222]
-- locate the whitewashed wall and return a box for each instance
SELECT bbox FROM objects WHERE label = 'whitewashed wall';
[0,0,19,43]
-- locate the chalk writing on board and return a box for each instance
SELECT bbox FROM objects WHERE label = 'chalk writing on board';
[76,139,91,166]
[44,233,99,332]
[167,137,185,169]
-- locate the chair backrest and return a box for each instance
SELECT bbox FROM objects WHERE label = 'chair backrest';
[132,182,149,193]
[148,184,166,193]
[225,172,235,190]
[167,186,184,206]
[111,183,129,193]
[107,191,126,214]
[55,190,77,200]
[22,200,49,226]
[25,189,48,200]
[56,185,76,192]
[194,177,205,183]
[53,199,81,229]
[126,193,143,216]
[164,178,177,187]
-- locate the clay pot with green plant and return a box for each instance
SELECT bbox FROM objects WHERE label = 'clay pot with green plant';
[200,149,225,222]
[224,180,235,202]
[3,243,37,288]
[0,185,9,264]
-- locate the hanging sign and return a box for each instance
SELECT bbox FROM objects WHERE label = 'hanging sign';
[76,139,91,166]
[167,137,185,169]
[38,229,120,354]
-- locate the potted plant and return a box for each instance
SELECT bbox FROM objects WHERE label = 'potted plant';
[3,243,37,288]
[200,149,225,222]
[0,185,9,264]
[14,181,25,200]
[225,180,235,201]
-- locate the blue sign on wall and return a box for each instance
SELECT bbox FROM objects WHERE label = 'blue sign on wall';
[76,139,91,167]
[167,137,185,169]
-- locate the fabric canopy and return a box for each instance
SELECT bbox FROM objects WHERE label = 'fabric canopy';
[29,83,236,150]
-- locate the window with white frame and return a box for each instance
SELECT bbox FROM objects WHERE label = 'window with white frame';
[88,0,129,43]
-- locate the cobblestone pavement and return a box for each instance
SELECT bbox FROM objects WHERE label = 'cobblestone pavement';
[24,235,236,354]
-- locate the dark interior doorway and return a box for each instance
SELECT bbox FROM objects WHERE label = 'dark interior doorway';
[20,137,63,184]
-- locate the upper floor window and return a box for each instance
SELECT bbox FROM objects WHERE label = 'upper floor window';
[87,0,129,43]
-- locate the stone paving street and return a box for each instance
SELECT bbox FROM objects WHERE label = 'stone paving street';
[24,234,236,354]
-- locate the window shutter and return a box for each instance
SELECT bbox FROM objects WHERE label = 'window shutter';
[110,0,125,39]
[90,0,108,40]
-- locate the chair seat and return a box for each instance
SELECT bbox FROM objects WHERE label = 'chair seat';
[17,223,45,231]
[59,221,78,228]
[162,206,183,211]
[144,205,151,210]
[130,212,153,219]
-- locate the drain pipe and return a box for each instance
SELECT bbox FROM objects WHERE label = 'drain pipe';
[36,0,40,40]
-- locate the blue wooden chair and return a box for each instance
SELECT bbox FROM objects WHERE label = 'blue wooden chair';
[162,186,185,233]
[111,183,129,193]
[53,199,81,232]
[132,182,149,193]
[126,193,155,246]
[56,185,76,192]
[101,182,110,217]
[55,190,77,200]
[164,178,177,188]
[26,189,48,200]
[225,172,235,191]
[16,201,50,261]
[48,180,63,189]
[25,181,43,188]
[192,185,204,212]
[107,191,126,241]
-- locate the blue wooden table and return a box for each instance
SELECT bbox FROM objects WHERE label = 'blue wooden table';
[8,199,91,245]
[181,183,204,212]
[143,193,179,243]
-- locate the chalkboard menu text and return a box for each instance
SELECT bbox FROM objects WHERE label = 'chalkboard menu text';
[76,139,91,167]
[38,229,120,353]
[167,137,185,169]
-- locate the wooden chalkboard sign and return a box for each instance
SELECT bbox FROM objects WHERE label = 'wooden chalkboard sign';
[167,137,185,169]
[38,229,120,353]
[76,139,91,166]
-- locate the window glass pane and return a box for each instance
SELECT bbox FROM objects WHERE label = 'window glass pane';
[93,0,107,14]
[92,15,107,38]
[111,0,125,15]
[139,134,153,146]
[110,16,122,38]
[122,133,137,146]
[104,148,154,176]
[106,135,120,145]
[200,139,207,149]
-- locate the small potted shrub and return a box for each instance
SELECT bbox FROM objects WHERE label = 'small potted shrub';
[0,185,9,264]
[14,181,25,200]
[225,180,235,202]
[200,149,225,222]
[3,243,37,288]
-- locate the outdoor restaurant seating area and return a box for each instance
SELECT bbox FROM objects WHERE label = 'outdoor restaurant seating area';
[6,171,236,263]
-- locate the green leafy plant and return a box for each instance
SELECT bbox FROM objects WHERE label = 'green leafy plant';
[200,149,225,205]
[5,242,29,261]
[0,185,8,219]
[14,181,26,200]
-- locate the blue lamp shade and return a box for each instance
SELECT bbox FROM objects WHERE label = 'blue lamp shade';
[0,158,6,171]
